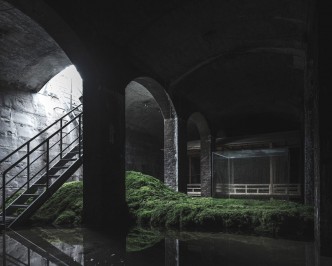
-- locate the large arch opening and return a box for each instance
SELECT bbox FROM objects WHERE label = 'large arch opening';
[125,77,179,190]
[1,0,130,229]
[186,112,212,197]
[125,80,164,181]
[0,1,87,200]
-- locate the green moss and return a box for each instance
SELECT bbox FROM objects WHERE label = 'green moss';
[31,181,83,226]
[126,171,313,239]
[31,171,314,239]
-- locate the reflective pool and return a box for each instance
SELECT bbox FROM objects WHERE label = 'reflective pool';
[0,226,330,265]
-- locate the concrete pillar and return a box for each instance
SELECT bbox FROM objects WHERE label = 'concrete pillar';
[83,79,128,229]
[164,117,187,193]
[304,0,326,264]
[319,0,332,257]
[164,118,178,191]
[200,135,212,197]
[304,104,316,206]
[177,118,189,193]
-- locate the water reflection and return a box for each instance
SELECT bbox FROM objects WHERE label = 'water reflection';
[0,226,329,266]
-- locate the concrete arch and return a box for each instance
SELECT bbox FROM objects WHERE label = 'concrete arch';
[188,112,212,197]
[125,77,181,191]
[133,77,177,119]
[188,112,211,139]
[6,0,97,87]
[5,1,125,229]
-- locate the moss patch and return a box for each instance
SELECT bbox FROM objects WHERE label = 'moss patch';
[31,181,83,226]
[31,171,313,239]
[126,171,313,239]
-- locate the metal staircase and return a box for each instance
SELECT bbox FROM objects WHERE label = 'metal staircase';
[0,105,83,229]
[1,228,82,266]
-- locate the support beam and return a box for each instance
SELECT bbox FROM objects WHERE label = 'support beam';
[318,0,332,257]
[164,117,187,193]
[164,118,178,191]
[269,143,274,195]
[200,135,212,197]
[83,79,128,229]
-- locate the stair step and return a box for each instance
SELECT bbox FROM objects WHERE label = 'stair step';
[10,204,29,208]
[67,151,78,154]
[20,194,39,197]
[0,216,16,225]
[47,175,60,178]
[33,183,47,187]
[51,166,69,169]
[60,158,76,161]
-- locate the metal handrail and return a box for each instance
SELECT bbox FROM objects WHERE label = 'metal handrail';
[1,106,83,227]
[0,112,82,190]
[2,112,81,174]
[0,104,82,164]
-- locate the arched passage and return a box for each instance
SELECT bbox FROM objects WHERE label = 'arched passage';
[125,77,180,191]
[1,1,128,229]
[187,112,212,197]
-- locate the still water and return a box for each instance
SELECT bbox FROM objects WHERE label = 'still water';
[0,226,330,266]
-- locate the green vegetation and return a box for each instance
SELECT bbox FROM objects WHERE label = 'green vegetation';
[31,181,83,226]
[126,171,313,239]
[31,171,314,239]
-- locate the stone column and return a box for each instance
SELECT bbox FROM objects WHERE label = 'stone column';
[164,117,187,193]
[318,0,332,258]
[200,134,212,197]
[177,118,188,193]
[83,79,128,229]
[164,118,179,191]
[304,0,321,264]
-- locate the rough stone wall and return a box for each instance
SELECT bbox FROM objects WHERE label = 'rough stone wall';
[0,87,82,200]
[200,135,212,197]
[164,118,178,191]
[125,128,163,181]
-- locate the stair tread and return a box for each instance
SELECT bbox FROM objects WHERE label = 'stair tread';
[1,144,83,228]
[9,204,29,208]
[0,216,17,220]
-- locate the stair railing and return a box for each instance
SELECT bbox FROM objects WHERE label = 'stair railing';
[0,104,83,225]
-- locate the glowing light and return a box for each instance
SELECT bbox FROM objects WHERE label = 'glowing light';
[39,65,82,109]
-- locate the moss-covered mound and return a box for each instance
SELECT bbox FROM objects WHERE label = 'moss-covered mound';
[126,171,313,239]
[31,171,313,239]
[32,181,83,226]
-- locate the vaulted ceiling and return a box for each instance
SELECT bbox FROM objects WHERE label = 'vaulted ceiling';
[1,0,309,136]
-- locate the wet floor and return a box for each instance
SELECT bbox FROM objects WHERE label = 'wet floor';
[0,226,331,265]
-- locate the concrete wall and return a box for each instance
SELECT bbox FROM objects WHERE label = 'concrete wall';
[0,86,82,200]
[125,128,164,181]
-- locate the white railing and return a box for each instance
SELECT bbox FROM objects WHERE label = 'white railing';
[272,184,301,195]
[215,183,301,196]
[187,184,201,197]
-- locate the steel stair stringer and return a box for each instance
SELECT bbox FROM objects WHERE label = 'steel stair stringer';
[0,104,83,230]
[7,155,83,228]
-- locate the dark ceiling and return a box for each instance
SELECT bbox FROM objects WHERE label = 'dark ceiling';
[1,0,309,137]
[0,0,70,91]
